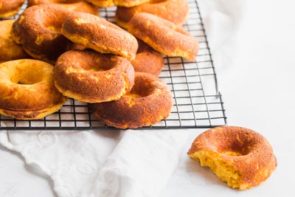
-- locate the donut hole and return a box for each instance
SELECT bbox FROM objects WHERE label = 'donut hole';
[77,55,116,72]
[36,7,66,33]
[129,76,155,98]
[10,64,46,85]
[212,133,256,157]
[219,144,250,156]
[221,144,252,156]
[43,16,64,33]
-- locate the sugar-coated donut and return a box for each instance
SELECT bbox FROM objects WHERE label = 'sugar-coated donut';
[28,0,99,15]
[116,0,189,28]
[86,0,149,7]
[0,0,24,18]
[0,59,66,120]
[127,13,199,60]
[12,4,72,61]
[0,20,28,62]
[54,50,135,103]
[61,12,138,60]
[91,72,173,129]
[132,41,164,76]
[188,126,277,190]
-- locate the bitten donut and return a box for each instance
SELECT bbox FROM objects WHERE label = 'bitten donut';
[188,126,277,190]
[54,50,135,103]
[127,13,199,60]
[0,20,28,62]
[61,12,138,60]
[116,0,188,28]
[0,59,66,120]
[86,0,149,7]
[91,72,173,129]
[132,41,164,76]
[12,4,71,61]
[0,0,24,18]
[28,0,99,15]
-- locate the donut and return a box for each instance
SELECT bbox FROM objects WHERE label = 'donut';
[0,59,66,120]
[28,0,99,15]
[91,72,173,129]
[116,0,189,28]
[188,126,277,190]
[86,0,149,7]
[132,41,164,76]
[54,50,135,103]
[61,12,138,60]
[0,20,28,62]
[127,13,199,60]
[0,0,24,19]
[12,4,72,61]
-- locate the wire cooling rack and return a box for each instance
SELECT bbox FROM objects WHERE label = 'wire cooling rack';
[0,0,227,130]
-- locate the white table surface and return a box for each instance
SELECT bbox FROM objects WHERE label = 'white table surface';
[1,0,295,196]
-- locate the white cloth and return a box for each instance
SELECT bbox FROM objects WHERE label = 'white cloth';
[0,130,188,197]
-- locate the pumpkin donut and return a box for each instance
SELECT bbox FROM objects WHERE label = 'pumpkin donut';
[61,12,138,60]
[116,0,189,28]
[86,0,149,7]
[188,126,277,190]
[127,13,199,60]
[54,50,135,103]
[28,0,99,15]
[12,4,72,62]
[0,0,25,19]
[132,41,164,76]
[0,59,66,120]
[0,20,28,62]
[91,72,173,129]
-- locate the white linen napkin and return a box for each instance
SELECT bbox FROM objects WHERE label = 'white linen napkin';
[0,130,119,197]
[91,131,188,197]
[0,130,188,197]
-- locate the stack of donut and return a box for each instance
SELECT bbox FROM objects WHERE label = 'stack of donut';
[0,0,199,128]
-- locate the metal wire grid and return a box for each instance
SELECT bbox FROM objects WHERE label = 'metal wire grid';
[0,0,227,130]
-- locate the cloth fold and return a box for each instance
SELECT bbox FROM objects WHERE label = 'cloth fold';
[0,130,188,197]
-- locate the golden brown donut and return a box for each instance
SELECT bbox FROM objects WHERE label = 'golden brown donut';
[0,0,25,18]
[86,0,149,7]
[188,126,277,190]
[127,13,199,60]
[0,59,66,120]
[91,72,173,129]
[0,20,28,62]
[54,50,135,103]
[12,4,72,62]
[28,0,99,15]
[116,0,189,28]
[132,41,164,76]
[61,12,138,60]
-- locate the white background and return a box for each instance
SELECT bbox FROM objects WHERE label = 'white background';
[1,0,295,196]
